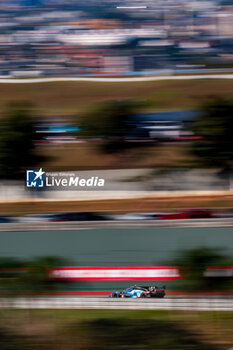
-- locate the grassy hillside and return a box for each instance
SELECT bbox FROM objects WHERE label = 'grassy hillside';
[0,310,232,350]
[0,79,233,115]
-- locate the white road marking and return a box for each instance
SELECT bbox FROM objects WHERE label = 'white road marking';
[0,74,233,84]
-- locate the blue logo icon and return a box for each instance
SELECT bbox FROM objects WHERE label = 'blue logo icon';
[26,168,45,188]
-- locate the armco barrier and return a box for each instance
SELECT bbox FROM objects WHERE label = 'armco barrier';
[0,297,232,310]
[2,218,233,232]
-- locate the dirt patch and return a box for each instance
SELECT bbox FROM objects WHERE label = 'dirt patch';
[1,194,233,215]
[0,79,233,115]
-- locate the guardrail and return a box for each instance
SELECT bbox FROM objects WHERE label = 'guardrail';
[0,297,232,310]
[1,218,233,231]
[1,74,233,83]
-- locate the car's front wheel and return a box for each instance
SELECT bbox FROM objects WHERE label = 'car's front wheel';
[111,292,121,298]
[139,292,147,298]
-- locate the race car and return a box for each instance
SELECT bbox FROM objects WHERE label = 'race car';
[109,285,166,298]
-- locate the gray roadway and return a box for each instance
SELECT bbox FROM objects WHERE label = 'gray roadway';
[0,220,233,265]
[2,218,233,231]
[0,297,232,311]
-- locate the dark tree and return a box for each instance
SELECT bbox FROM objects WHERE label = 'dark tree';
[192,97,233,168]
[0,102,37,179]
[79,100,138,152]
[173,247,232,292]
[21,256,67,295]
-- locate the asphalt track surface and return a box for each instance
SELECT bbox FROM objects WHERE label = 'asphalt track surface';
[0,222,232,266]
[1,74,233,83]
[1,218,233,231]
[0,296,232,310]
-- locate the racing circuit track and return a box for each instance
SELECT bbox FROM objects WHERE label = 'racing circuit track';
[1,74,233,83]
[1,218,233,231]
[0,296,232,311]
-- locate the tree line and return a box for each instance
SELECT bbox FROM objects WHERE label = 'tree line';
[0,97,233,178]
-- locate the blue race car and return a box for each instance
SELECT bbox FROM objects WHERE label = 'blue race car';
[109,285,166,298]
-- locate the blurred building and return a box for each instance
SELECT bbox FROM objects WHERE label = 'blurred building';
[0,0,232,76]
